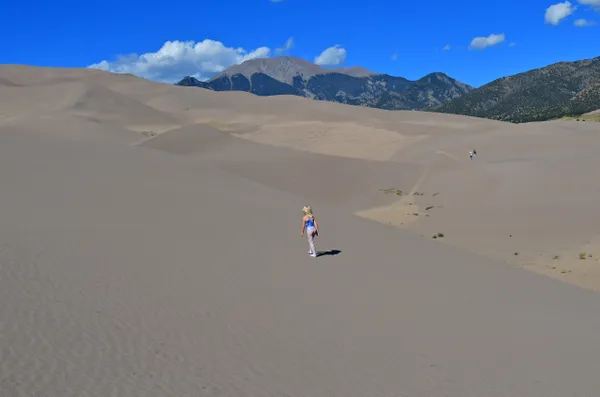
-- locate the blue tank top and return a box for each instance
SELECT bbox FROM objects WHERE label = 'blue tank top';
[305,217,315,228]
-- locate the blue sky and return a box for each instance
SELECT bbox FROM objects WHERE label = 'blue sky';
[2,0,599,87]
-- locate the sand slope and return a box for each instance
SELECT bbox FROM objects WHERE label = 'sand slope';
[2,65,600,396]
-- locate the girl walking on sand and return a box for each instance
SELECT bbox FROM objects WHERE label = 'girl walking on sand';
[301,206,320,257]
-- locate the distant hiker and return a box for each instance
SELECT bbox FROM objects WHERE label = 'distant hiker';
[301,205,320,257]
[473,149,477,158]
[469,151,473,160]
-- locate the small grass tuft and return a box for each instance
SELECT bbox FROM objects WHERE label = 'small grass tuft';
[379,188,402,196]
[425,206,434,211]
[579,252,587,260]
[553,255,560,260]
[514,252,519,256]
[437,233,444,238]
[432,235,438,239]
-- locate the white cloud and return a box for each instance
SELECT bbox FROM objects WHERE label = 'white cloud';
[88,39,271,83]
[443,44,451,51]
[545,1,576,25]
[391,52,398,61]
[509,42,517,46]
[314,45,347,66]
[577,0,600,10]
[468,33,505,50]
[275,37,294,55]
[574,17,596,25]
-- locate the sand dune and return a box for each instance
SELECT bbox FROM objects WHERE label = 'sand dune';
[68,83,177,127]
[139,124,424,212]
[232,121,428,161]
[2,65,600,396]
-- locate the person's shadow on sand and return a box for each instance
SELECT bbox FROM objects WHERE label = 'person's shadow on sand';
[316,249,341,257]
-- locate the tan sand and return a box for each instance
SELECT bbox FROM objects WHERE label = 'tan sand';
[232,121,427,161]
[2,65,600,396]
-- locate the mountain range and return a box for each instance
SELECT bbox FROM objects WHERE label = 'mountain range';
[431,56,600,123]
[176,56,474,111]
[177,55,600,123]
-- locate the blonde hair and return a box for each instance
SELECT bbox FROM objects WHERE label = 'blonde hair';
[302,205,313,216]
